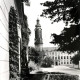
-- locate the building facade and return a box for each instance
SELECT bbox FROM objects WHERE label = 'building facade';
[0,0,18,80]
[34,19,43,51]
[0,0,30,80]
[43,47,76,66]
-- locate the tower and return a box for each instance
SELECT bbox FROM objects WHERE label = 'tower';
[34,19,43,51]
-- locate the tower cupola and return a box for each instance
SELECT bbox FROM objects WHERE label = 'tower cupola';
[36,18,41,27]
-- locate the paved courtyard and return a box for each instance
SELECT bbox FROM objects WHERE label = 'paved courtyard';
[41,66,80,75]
[30,65,80,76]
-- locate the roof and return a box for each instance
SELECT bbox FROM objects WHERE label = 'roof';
[43,47,58,51]
[35,19,41,27]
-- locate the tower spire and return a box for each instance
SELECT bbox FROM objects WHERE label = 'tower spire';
[36,18,41,27]
[37,18,39,24]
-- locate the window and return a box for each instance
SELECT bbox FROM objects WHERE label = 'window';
[61,56,63,59]
[67,62,69,64]
[70,61,72,64]
[64,56,66,59]
[55,57,57,59]
[67,56,68,59]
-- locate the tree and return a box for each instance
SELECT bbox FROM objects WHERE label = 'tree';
[41,0,80,52]
[41,57,53,67]
[50,25,80,53]
[41,0,80,25]
[41,0,80,64]
[9,7,19,79]
[21,14,31,77]
[28,47,44,64]
[71,53,80,68]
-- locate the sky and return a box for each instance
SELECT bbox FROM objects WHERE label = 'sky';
[24,0,66,47]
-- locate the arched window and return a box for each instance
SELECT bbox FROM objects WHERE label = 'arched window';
[64,56,66,59]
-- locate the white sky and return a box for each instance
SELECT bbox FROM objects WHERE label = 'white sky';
[24,0,66,47]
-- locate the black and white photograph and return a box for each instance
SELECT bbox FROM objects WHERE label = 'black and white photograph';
[0,0,80,80]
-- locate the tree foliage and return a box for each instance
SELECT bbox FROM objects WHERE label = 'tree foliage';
[41,0,80,64]
[71,53,80,65]
[41,0,80,52]
[51,24,80,53]
[21,14,31,66]
[41,57,53,67]
[41,0,80,25]
[21,14,31,77]
[22,15,31,47]
[28,47,44,64]
[9,7,19,79]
